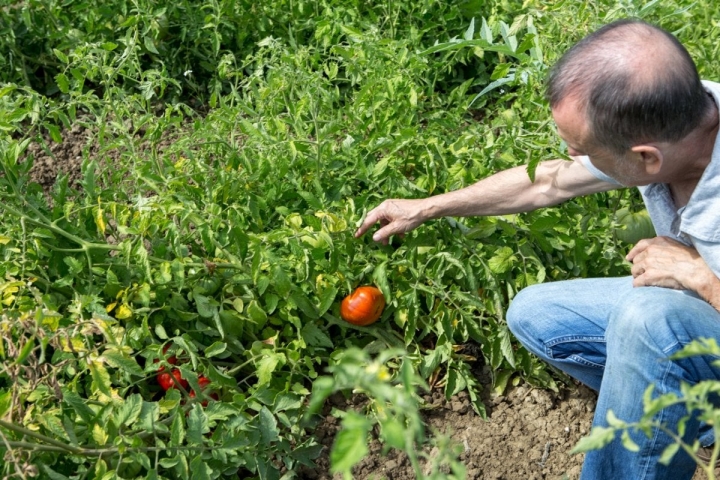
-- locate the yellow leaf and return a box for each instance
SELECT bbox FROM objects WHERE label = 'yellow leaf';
[106,302,117,313]
[0,236,10,245]
[0,281,23,295]
[94,205,106,235]
[62,336,87,353]
[40,312,62,331]
[159,397,180,414]
[89,358,112,397]
[93,423,109,445]
[115,304,133,320]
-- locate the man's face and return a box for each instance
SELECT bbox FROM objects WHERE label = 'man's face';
[551,97,646,186]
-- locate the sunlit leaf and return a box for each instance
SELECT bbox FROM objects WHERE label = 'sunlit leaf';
[330,411,371,475]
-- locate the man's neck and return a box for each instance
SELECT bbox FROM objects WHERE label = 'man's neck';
[667,99,720,206]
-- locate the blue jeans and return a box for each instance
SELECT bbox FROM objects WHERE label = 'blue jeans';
[507,276,720,480]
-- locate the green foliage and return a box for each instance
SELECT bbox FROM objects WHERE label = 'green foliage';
[1,0,719,478]
[0,0,523,101]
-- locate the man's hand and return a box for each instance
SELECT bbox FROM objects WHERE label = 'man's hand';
[354,199,429,244]
[626,236,720,309]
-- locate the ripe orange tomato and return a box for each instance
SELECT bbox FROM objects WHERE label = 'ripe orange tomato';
[340,286,386,326]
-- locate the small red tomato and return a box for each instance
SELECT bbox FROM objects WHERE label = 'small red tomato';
[154,344,178,366]
[197,375,212,389]
[340,286,386,326]
[189,375,219,405]
[157,369,188,391]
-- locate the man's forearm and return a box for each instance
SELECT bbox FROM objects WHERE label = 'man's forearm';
[422,159,613,220]
[355,158,615,242]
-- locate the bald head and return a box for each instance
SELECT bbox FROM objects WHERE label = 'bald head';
[547,19,712,153]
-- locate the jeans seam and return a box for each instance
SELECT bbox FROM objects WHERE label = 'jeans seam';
[568,354,605,369]
[545,336,606,363]
[546,335,606,347]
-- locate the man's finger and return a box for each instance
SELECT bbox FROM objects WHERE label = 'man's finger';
[372,224,401,243]
[354,208,384,238]
[626,238,651,261]
[630,262,645,278]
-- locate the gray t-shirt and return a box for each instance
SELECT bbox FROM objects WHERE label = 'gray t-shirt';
[577,80,720,278]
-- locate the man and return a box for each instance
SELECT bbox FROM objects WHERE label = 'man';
[355,19,720,480]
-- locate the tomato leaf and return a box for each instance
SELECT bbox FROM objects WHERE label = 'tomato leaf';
[187,404,208,445]
[137,401,160,432]
[92,423,109,445]
[290,291,319,319]
[317,286,338,317]
[301,323,333,348]
[272,265,292,297]
[62,389,96,424]
[205,341,226,358]
[571,426,616,454]
[445,366,467,397]
[259,406,279,444]
[247,300,268,327]
[114,393,143,427]
[89,359,112,397]
[103,350,144,377]
[330,411,371,475]
[499,325,516,368]
[257,352,283,385]
[188,455,211,480]
[194,293,217,318]
[372,262,391,302]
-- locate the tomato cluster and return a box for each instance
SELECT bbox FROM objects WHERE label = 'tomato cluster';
[155,346,217,405]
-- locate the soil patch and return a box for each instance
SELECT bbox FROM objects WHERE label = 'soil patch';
[22,117,187,197]
[300,369,597,480]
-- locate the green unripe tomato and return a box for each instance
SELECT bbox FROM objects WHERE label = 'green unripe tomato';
[614,208,656,244]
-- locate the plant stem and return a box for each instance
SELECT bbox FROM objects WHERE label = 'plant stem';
[0,419,83,454]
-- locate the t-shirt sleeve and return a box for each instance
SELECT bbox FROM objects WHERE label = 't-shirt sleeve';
[574,155,622,185]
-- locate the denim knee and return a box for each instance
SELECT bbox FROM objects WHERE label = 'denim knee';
[506,283,549,350]
[506,284,539,339]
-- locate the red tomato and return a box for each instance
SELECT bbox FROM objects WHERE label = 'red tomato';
[157,369,188,391]
[197,375,212,389]
[340,286,386,326]
[189,375,218,405]
[154,344,178,366]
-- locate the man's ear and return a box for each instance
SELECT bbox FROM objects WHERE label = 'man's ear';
[630,145,663,175]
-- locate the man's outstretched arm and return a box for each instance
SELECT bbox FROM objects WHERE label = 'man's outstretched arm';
[355,157,617,243]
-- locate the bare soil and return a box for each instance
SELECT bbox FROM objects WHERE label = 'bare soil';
[300,365,597,480]
[23,127,712,480]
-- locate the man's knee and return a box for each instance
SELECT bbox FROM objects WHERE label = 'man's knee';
[506,283,547,338]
